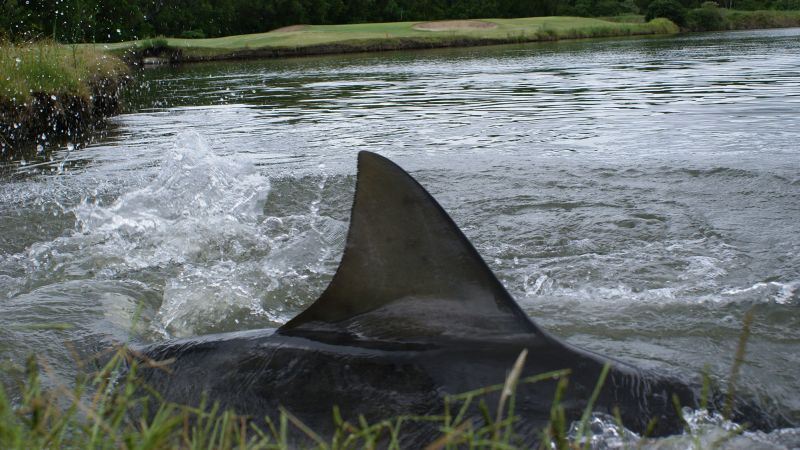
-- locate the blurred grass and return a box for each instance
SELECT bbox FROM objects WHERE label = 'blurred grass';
[0,346,583,450]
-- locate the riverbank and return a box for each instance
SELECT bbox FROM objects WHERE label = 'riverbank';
[3,12,797,160]
[0,42,129,159]
[721,8,800,29]
[685,8,800,31]
[105,9,800,65]
[107,16,680,64]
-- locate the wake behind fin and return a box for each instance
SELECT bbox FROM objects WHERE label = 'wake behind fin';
[280,151,542,340]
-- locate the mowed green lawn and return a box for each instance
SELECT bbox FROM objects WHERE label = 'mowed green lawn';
[100,16,677,57]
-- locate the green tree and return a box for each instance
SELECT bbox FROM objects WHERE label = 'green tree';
[646,0,688,25]
[0,0,27,39]
[686,4,725,29]
[383,0,402,20]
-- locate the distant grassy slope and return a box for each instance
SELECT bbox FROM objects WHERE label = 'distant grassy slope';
[102,16,679,61]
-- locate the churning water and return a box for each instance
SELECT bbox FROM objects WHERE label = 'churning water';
[1,28,799,447]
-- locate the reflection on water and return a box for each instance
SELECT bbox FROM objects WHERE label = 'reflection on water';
[1,28,799,447]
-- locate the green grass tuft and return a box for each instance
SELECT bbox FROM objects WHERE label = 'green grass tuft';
[0,40,127,104]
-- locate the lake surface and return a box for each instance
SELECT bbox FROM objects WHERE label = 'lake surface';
[2,28,799,447]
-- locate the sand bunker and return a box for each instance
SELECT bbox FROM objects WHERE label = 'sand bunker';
[269,25,308,33]
[413,20,497,31]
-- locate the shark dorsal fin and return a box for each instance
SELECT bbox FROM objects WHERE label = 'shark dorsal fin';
[279,151,542,341]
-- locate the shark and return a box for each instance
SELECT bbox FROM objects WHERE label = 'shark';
[136,151,783,445]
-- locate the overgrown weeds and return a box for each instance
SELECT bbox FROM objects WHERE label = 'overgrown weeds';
[0,40,127,104]
[0,40,128,156]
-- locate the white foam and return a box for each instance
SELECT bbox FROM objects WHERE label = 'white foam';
[566,410,800,449]
[722,280,799,305]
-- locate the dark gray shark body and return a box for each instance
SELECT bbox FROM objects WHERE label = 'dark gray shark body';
[138,151,781,444]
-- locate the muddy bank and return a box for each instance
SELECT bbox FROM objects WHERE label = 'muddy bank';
[0,75,128,160]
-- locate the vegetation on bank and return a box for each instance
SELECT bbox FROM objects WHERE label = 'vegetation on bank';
[0,41,126,103]
[108,17,679,63]
[689,6,800,30]
[0,41,128,157]
[644,0,800,30]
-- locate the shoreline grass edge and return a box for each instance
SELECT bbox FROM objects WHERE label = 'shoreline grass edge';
[112,17,680,64]
[0,42,129,159]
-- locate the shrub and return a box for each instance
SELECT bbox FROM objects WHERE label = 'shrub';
[180,29,206,39]
[648,17,682,33]
[595,0,624,16]
[687,7,726,31]
[646,0,688,26]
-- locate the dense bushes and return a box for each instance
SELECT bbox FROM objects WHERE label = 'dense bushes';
[646,0,688,25]
[684,6,800,30]
[723,8,800,28]
[686,4,725,30]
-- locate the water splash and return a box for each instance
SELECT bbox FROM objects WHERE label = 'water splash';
[567,413,641,449]
[74,132,267,244]
[62,132,349,338]
[567,410,800,449]
[722,281,800,305]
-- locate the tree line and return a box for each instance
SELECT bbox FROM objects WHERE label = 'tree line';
[1,0,797,43]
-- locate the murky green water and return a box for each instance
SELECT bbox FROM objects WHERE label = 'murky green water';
[1,28,799,446]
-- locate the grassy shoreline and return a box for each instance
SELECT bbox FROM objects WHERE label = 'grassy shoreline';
[107,16,680,63]
[0,42,128,159]
[103,10,800,65]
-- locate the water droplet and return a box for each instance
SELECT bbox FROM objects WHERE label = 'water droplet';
[66,143,75,151]
[50,95,57,101]
[36,144,44,154]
